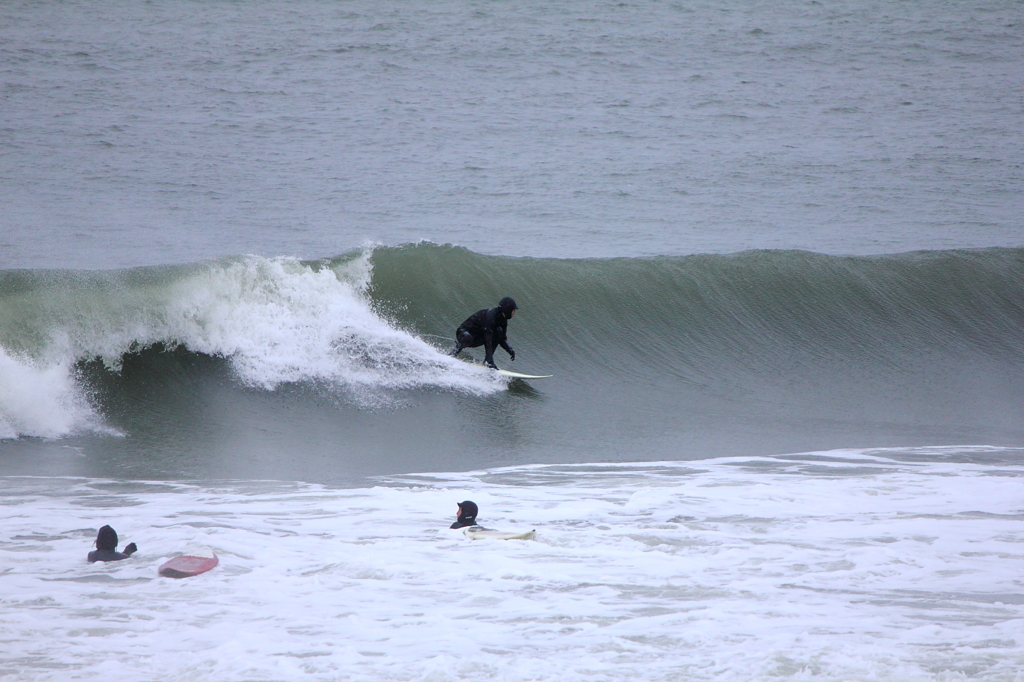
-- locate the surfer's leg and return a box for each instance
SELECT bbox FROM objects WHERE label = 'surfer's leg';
[450,328,475,356]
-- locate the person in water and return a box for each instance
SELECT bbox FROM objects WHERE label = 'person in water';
[87,525,138,563]
[450,297,518,369]
[450,500,481,529]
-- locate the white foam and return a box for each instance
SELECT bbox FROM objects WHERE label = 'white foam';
[0,348,106,440]
[2,253,501,437]
[2,448,1022,680]
[162,254,499,397]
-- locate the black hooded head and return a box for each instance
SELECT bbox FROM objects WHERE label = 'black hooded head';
[457,500,479,525]
[96,525,118,551]
[498,297,518,317]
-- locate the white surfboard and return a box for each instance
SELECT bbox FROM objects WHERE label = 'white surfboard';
[465,527,536,541]
[496,369,552,380]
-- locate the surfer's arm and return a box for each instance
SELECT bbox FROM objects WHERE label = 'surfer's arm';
[482,328,497,367]
[87,548,134,562]
[499,340,514,360]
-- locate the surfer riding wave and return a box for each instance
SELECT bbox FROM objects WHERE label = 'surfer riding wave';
[450,297,518,369]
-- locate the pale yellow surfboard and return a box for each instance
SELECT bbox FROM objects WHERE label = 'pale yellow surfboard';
[465,527,536,541]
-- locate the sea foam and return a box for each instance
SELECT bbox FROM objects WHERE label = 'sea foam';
[0,348,105,440]
[153,254,497,395]
[1,449,1022,681]
[0,253,501,438]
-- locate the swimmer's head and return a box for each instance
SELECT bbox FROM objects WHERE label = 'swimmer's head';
[457,500,478,524]
[95,525,118,551]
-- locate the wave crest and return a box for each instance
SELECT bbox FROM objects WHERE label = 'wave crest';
[0,252,502,438]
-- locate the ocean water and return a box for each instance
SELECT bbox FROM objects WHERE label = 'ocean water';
[3,451,1024,681]
[3,0,1022,268]
[2,1,1023,680]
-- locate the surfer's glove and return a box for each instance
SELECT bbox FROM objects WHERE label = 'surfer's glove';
[508,348,515,361]
[124,542,138,556]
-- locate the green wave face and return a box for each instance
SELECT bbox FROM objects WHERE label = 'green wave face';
[2,245,1023,483]
[367,243,1024,378]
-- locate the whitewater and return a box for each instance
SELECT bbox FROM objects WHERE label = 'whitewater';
[0,252,501,440]
[3,449,1024,681]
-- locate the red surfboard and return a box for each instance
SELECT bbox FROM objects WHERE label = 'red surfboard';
[158,548,219,578]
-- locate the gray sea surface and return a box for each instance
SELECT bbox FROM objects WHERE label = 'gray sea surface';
[2,0,1021,269]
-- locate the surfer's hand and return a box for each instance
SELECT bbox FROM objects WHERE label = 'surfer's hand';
[508,348,515,361]
[124,542,137,556]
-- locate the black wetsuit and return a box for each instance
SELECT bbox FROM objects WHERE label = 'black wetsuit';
[451,306,514,368]
[88,543,137,563]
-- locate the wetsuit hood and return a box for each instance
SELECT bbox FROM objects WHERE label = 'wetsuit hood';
[452,500,479,528]
[96,525,118,551]
[498,297,518,317]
